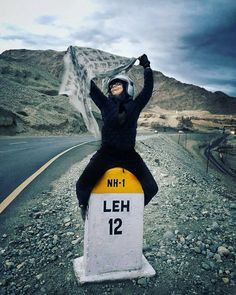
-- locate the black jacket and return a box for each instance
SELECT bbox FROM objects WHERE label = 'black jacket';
[90,68,153,151]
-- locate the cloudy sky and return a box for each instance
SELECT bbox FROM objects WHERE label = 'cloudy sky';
[1,0,236,96]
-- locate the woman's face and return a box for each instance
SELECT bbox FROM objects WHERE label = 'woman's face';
[110,82,124,96]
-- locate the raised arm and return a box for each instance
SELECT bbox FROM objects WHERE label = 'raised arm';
[135,54,154,110]
[89,80,107,110]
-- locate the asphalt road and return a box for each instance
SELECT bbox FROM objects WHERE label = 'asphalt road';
[0,134,99,204]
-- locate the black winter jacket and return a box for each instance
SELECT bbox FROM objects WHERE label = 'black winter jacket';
[89,68,153,151]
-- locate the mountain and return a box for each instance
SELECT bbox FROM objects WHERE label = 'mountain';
[0,48,235,135]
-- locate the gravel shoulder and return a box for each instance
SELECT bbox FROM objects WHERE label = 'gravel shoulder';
[1,134,236,295]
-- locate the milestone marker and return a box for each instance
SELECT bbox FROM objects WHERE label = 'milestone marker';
[73,167,156,283]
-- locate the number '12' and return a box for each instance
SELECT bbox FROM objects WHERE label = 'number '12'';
[108,218,122,235]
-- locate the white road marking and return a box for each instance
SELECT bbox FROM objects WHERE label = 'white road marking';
[9,141,27,145]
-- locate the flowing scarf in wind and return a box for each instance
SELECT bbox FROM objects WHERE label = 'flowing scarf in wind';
[59,46,137,138]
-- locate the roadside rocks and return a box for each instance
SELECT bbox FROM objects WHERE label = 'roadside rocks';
[1,134,235,295]
[163,230,175,241]
[230,203,236,210]
[218,246,230,257]
[137,277,149,287]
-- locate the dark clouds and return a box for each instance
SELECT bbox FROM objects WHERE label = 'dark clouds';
[1,33,62,49]
[70,27,123,45]
[182,20,236,64]
[114,0,236,96]
[175,5,236,96]
[1,31,64,46]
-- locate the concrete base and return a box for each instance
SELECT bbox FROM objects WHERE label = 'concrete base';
[73,255,156,284]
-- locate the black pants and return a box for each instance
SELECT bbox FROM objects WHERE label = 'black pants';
[76,146,158,207]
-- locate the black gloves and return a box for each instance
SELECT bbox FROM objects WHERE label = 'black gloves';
[138,54,150,68]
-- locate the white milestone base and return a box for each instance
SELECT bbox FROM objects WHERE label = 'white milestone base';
[84,193,144,275]
[73,255,155,284]
[73,168,156,284]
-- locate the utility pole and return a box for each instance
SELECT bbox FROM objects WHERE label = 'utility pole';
[206,144,210,173]
[178,130,184,145]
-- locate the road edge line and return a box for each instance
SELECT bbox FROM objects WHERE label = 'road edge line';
[0,141,90,214]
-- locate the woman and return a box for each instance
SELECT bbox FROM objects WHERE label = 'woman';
[76,54,158,219]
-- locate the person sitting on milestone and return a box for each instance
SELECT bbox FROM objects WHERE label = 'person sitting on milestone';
[76,54,158,220]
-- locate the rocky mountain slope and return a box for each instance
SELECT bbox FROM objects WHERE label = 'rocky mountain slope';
[0,50,87,135]
[0,48,236,135]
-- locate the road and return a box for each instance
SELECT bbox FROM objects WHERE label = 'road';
[0,134,99,208]
[0,131,156,215]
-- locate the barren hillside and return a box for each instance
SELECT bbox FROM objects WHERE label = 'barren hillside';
[0,48,236,135]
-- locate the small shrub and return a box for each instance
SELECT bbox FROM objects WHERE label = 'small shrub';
[177,116,193,130]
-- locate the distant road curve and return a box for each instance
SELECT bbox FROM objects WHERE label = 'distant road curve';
[0,135,96,207]
[204,134,236,178]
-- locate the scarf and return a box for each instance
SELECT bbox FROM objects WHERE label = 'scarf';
[59,46,136,138]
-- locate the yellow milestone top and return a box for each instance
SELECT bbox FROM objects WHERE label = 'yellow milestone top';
[92,167,144,194]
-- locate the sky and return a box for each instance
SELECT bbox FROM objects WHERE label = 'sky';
[0,0,236,97]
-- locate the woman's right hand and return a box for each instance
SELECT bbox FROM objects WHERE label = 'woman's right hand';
[138,54,150,68]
